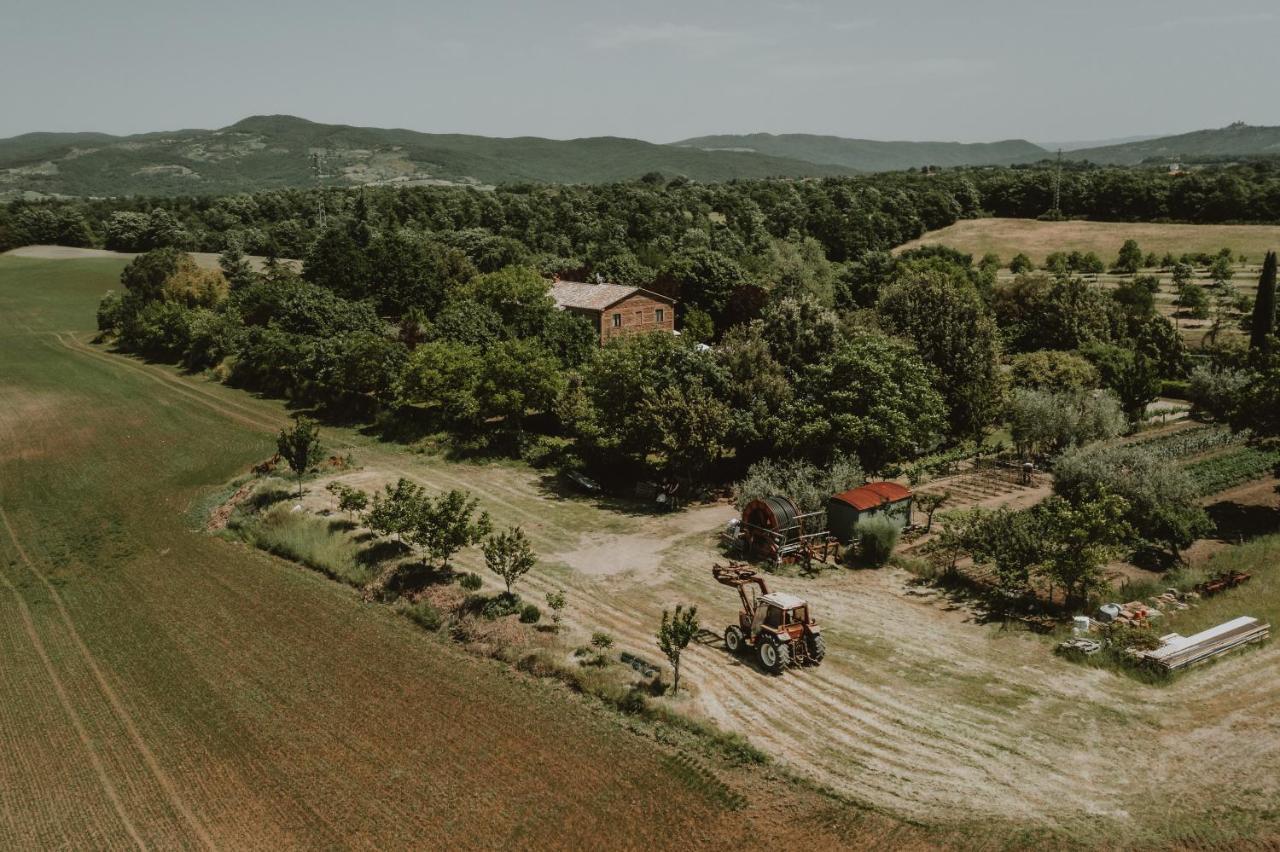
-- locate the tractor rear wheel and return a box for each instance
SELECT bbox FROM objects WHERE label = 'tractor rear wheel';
[807,634,826,665]
[758,640,789,674]
[724,626,744,654]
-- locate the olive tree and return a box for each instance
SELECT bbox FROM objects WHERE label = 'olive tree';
[1053,444,1210,562]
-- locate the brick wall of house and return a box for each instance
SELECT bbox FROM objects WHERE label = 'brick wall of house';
[598,294,675,344]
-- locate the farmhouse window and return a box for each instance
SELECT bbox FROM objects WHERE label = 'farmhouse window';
[612,313,622,328]
[655,308,665,322]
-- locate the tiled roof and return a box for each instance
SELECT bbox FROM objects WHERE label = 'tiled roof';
[830,482,912,512]
[550,281,673,312]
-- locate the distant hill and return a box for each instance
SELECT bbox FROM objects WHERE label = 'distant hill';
[0,115,860,198]
[1061,123,1280,165]
[1036,134,1163,153]
[671,132,1046,172]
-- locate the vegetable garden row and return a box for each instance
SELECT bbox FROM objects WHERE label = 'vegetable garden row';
[1184,445,1280,497]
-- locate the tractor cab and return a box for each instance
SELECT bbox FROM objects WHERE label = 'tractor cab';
[748,592,812,640]
[713,563,825,674]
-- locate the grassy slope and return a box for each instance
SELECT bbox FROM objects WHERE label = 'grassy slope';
[0,257,907,849]
[0,115,858,196]
[895,217,1280,265]
[672,132,1046,171]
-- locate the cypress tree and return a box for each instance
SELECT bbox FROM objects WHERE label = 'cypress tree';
[1249,251,1278,351]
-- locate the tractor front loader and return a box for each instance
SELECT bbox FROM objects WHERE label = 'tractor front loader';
[711,563,825,674]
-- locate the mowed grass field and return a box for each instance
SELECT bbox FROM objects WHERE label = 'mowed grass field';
[0,257,920,850]
[895,218,1280,265]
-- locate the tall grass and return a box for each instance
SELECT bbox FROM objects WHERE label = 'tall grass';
[1174,533,1280,635]
[238,504,376,587]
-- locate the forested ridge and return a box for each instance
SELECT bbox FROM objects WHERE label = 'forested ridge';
[7,160,1280,263]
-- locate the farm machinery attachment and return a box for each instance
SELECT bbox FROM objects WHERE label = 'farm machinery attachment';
[711,562,825,673]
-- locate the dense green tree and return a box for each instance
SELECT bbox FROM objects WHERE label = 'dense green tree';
[1044,251,1070,275]
[1112,278,1156,316]
[680,307,715,343]
[640,377,732,483]
[1081,344,1162,424]
[965,507,1045,600]
[120,247,186,301]
[1007,350,1099,393]
[1113,239,1144,274]
[788,331,947,472]
[1008,253,1033,274]
[302,225,370,300]
[837,250,898,309]
[660,247,748,327]
[576,333,728,465]
[758,237,836,306]
[1209,254,1235,288]
[311,332,408,410]
[452,266,555,338]
[1228,353,1280,436]
[1176,280,1210,319]
[397,340,482,425]
[218,244,258,290]
[757,295,842,376]
[715,323,792,452]
[752,295,844,376]
[878,267,1003,437]
[473,340,565,436]
[1036,492,1132,610]
[993,274,1112,353]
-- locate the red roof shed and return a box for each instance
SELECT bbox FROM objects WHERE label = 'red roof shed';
[831,482,912,511]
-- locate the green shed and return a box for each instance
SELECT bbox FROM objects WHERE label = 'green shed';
[827,482,913,544]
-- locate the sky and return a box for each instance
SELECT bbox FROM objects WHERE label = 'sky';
[3,0,1279,144]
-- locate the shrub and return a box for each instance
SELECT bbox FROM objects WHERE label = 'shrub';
[519,603,542,624]
[856,515,900,566]
[590,631,614,649]
[406,601,443,631]
[481,592,522,620]
[618,687,648,714]
[96,290,126,334]
[1160,379,1191,400]
[457,572,483,591]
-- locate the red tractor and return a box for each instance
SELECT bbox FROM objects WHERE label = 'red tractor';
[711,563,825,674]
